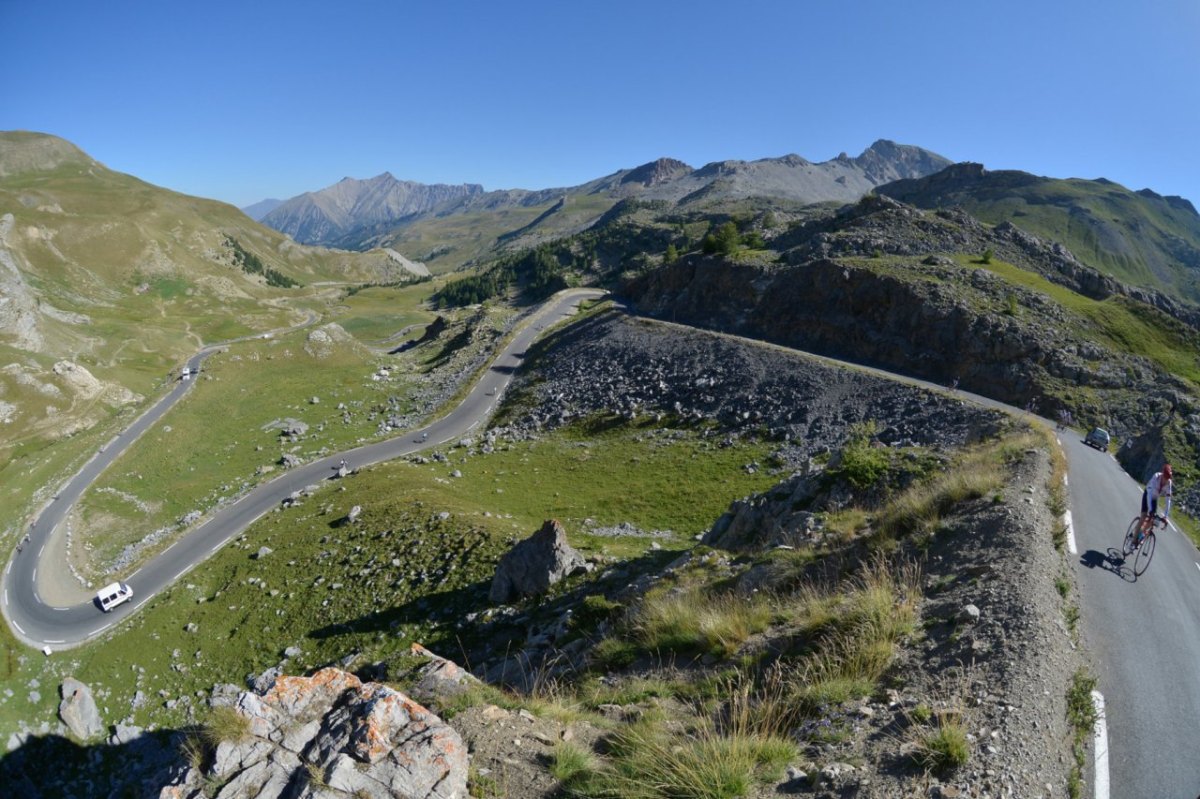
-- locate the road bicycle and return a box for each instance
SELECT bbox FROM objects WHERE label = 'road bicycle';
[1122,514,1167,576]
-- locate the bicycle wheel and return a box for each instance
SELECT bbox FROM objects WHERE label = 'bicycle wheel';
[1123,517,1140,557]
[1133,532,1156,576]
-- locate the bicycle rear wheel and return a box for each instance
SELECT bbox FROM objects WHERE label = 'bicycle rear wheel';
[1123,517,1140,557]
[1133,532,1156,576]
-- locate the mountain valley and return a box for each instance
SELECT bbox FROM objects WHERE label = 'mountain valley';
[4,130,1200,798]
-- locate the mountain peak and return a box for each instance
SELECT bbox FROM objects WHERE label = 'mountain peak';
[0,131,98,177]
[620,158,693,188]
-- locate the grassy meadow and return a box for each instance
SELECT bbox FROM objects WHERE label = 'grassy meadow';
[0,417,779,739]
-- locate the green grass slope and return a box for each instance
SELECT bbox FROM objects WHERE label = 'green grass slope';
[879,163,1200,301]
[0,132,430,540]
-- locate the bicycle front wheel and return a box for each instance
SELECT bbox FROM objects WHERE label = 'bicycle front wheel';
[1133,532,1156,576]
[1123,517,1140,557]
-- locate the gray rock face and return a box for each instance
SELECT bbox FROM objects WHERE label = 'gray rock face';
[704,471,825,551]
[159,667,466,799]
[407,643,481,706]
[261,173,484,247]
[58,678,103,739]
[489,520,590,603]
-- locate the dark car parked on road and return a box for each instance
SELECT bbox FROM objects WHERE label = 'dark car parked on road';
[1084,427,1110,451]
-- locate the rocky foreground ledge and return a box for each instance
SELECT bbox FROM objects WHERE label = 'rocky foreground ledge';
[159,667,467,799]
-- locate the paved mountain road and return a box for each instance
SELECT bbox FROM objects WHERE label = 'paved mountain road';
[1063,430,1200,798]
[1,290,603,649]
[5,296,1200,796]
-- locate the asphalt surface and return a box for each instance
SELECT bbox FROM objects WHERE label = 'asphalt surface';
[1,290,603,649]
[5,295,1200,795]
[1064,430,1200,798]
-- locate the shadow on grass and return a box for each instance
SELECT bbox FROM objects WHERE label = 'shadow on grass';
[0,727,191,798]
[303,544,688,682]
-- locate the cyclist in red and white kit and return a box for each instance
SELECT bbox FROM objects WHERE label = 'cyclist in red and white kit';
[1136,463,1173,545]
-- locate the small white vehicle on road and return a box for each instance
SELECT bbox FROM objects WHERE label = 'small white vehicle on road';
[97,581,133,612]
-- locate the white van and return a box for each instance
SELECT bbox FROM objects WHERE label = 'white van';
[97,581,133,612]
[180,366,192,381]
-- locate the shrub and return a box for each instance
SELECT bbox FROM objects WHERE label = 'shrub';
[703,222,741,256]
[834,422,890,489]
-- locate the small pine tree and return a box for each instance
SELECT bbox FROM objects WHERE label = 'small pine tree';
[665,244,679,264]
[981,248,993,264]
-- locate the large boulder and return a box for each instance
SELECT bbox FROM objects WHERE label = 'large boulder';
[489,519,590,603]
[159,667,467,799]
[58,678,103,740]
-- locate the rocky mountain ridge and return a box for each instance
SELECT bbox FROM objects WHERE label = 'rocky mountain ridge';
[259,173,484,247]
[879,161,1200,302]
[622,195,1200,494]
[253,140,951,253]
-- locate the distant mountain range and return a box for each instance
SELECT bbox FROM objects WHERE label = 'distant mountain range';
[242,198,284,221]
[258,174,484,247]
[246,140,953,261]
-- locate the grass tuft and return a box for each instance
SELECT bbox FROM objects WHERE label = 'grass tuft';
[202,705,252,747]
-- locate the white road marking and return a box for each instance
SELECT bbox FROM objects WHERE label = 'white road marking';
[45,639,63,644]
[52,606,69,611]
[4,560,10,576]
[468,419,480,430]
[210,541,223,553]
[38,544,45,557]
[1092,690,1110,799]
[31,568,36,583]
[1195,563,1199,574]
[2,589,5,605]
[1064,511,1076,555]
[1064,474,1069,488]
[11,620,24,635]
[174,568,188,581]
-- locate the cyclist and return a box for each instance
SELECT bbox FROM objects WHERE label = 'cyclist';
[1136,463,1173,546]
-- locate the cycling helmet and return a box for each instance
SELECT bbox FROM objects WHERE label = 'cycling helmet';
[1163,463,1173,479]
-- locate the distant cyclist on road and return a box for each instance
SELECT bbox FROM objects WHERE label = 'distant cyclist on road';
[1136,464,1173,546]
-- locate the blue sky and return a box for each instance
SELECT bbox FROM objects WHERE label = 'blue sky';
[3,0,1199,209]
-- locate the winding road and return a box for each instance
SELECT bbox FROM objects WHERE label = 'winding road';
[3,290,1199,796]
[1,289,603,650]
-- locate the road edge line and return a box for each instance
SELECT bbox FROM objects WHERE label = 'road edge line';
[1091,689,1110,799]
[1064,510,1076,555]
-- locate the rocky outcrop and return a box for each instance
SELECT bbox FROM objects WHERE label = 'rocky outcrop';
[624,251,1181,411]
[489,520,590,603]
[704,470,825,552]
[58,678,103,740]
[407,644,481,707]
[161,667,466,799]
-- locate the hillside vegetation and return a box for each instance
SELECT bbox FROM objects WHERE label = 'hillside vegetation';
[880,162,1200,302]
[0,131,428,551]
